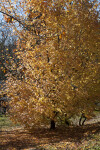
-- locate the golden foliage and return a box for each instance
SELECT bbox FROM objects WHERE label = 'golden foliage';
[4,15,13,23]
[1,0,99,128]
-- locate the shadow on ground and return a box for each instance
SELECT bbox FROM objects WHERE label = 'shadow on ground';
[0,122,100,150]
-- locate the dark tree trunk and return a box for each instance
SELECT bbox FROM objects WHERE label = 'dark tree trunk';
[79,113,87,126]
[65,119,70,126]
[79,116,82,126]
[81,117,86,126]
[50,120,55,130]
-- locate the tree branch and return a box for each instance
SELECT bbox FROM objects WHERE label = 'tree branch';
[0,10,25,26]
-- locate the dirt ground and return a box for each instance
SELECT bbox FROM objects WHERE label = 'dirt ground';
[0,122,100,150]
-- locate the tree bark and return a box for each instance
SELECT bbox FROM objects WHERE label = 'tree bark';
[65,118,70,126]
[50,119,55,130]
[79,113,87,126]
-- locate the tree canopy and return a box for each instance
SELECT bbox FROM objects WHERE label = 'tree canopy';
[0,0,99,129]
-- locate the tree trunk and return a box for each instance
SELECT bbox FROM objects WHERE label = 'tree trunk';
[82,117,86,126]
[65,118,70,126]
[50,119,55,130]
[79,116,82,126]
[79,113,87,126]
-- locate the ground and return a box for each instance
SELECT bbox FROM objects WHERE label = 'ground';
[0,115,100,150]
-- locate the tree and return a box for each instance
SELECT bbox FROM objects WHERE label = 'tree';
[1,0,99,129]
[0,20,25,81]
[0,22,18,80]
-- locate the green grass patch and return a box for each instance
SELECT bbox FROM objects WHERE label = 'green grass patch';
[0,115,20,130]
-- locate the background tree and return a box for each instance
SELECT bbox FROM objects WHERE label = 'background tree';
[0,0,99,129]
[0,20,25,81]
[0,22,18,80]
